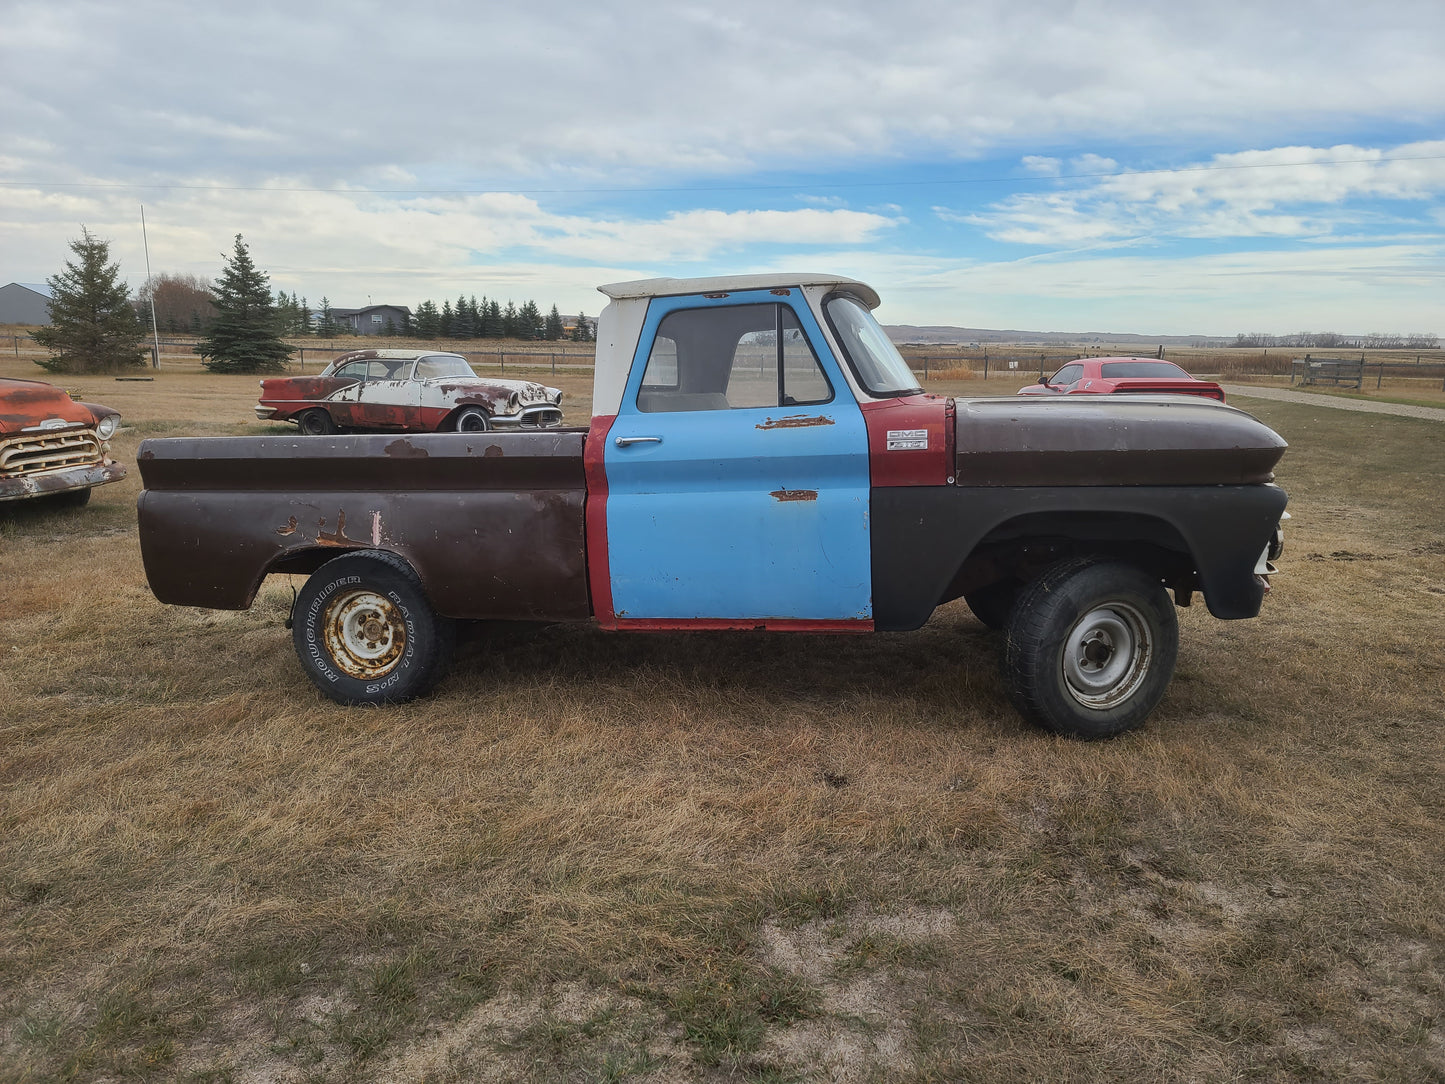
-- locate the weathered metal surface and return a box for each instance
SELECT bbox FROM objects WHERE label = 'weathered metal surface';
[256,350,563,432]
[858,394,951,487]
[0,458,127,502]
[323,587,407,678]
[0,378,126,503]
[755,414,835,430]
[954,395,1287,487]
[770,489,818,502]
[870,483,1289,630]
[136,430,591,620]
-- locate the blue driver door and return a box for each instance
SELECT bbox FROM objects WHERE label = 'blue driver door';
[604,291,872,622]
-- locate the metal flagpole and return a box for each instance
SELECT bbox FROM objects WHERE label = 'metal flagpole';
[140,205,162,368]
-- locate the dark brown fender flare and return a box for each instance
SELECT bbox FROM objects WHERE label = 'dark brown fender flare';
[869,484,1289,631]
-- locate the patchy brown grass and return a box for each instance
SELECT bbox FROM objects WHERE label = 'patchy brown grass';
[1,357,1443,1082]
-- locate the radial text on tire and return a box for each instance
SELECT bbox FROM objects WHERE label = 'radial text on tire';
[1001,557,1179,739]
[291,550,456,705]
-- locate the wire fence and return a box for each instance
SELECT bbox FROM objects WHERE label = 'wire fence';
[8,333,1445,392]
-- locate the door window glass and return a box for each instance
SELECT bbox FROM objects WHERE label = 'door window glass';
[1050,364,1084,386]
[637,303,832,413]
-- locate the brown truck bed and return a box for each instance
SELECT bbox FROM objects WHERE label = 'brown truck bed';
[136,430,592,620]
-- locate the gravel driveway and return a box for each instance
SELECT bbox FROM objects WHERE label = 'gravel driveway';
[1222,384,1445,422]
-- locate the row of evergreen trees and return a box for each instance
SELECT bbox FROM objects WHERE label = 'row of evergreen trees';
[270,293,593,342]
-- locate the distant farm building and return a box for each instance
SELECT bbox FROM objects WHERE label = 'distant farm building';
[0,283,53,325]
[325,304,412,335]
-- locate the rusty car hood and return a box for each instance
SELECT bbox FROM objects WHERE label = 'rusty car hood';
[0,378,95,434]
[954,394,1287,486]
[423,376,561,402]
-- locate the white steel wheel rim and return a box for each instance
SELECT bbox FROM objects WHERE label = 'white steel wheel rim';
[1061,602,1153,709]
[323,588,406,680]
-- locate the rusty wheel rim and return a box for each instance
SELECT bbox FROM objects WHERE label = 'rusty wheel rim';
[323,589,406,680]
[1061,602,1153,710]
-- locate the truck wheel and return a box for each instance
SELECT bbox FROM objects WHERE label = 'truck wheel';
[298,409,337,435]
[452,406,491,432]
[1001,558,1178,739]
[964,578,1021,630]
[291,550,455,706]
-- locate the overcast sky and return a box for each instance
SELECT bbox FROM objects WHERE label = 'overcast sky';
[2,0,1443,334]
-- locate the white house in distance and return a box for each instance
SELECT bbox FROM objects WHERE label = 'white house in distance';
[0,283,54,325]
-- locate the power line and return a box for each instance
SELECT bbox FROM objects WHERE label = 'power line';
[1,154,1443,198]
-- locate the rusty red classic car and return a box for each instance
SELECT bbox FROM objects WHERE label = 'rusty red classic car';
[1019,358,1225,401]
[0,377,126,506]
[256,349,564,434]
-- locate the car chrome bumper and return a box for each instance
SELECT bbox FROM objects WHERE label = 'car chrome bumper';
[0,458,128,502]
[254,405,279,420]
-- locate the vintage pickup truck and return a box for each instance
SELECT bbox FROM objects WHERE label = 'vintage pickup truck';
[137,274,1288,738]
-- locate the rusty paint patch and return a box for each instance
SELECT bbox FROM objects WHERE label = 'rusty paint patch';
[484,445,505,458]
[316,510,359,547]
[383,438,429,459]
[276,516,298,536]
[756,414,834,430]
[370,510,382,547]
[770,488,818,502]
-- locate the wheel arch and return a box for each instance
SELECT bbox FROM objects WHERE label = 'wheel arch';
[870,485,1284,631]
[945,509,1200,603]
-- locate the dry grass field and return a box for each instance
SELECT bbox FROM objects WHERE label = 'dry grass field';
[1,346,1443,1082]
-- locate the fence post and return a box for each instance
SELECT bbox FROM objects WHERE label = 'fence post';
[1040,354,1045,377]
[1377,364,1382,390]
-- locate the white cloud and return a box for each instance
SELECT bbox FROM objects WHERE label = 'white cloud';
[3,2,1445,189]
[971,141,1445,244]
[1022,157,1062,176]
[0,183,901,313]
[1070,154,1118,175]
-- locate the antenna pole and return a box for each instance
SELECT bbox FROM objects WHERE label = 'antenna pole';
[140,204,162,368]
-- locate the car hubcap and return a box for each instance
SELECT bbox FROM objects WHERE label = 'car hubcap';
[1061,603,1152,709]
[323,589,406,679]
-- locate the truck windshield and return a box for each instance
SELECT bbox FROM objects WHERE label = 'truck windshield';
[824,296,922,398]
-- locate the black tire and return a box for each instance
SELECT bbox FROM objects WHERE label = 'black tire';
[291,550,456,705]
[1002,557,1178,739]
[298,409,337,435]
[452,406,491,432]
[964,578,1022,630]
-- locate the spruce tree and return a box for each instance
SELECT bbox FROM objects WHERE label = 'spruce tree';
[571,310,591,343]
[194,235,293,373]
[315,297,337,338]
[517,300,543,341]
[544,304,564,341]
[32,227,147,374]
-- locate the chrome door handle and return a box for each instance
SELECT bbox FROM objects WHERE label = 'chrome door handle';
[614,436,662,446]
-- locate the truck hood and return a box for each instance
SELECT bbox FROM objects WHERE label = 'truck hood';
[954,394,1287,486]
[0,378,95,434]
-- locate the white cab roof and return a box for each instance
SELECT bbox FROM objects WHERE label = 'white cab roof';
[598,273,880,310]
